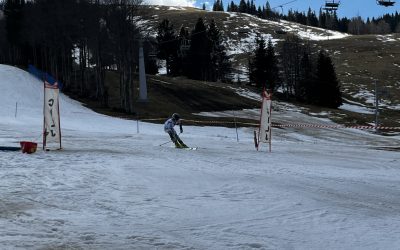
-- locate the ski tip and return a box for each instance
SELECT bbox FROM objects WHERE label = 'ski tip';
[182,147,197,150]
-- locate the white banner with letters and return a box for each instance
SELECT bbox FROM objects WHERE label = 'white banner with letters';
[259,90,272,150]
[43,81,61,147]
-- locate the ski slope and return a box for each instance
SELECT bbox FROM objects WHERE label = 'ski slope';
[1,64,400,249]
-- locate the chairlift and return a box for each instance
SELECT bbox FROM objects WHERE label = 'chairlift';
[377,0,396,6]
[178,38,190,57]
[323,0,340,11]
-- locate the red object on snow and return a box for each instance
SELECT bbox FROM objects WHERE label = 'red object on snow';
[20,141,37,154]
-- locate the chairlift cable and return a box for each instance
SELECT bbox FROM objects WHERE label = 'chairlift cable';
[272,0,297,10]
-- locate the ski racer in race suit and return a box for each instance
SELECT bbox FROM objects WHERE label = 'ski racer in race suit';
[164,113,188,148]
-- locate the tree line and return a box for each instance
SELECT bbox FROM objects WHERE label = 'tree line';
[0,0,149,113]
[249,35,342,108]
[156,17,231,82]
[1,0,342,111]
[157,18,342,108]
[220,0,400,34]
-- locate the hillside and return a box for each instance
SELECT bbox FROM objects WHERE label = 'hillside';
[134,6,400,132]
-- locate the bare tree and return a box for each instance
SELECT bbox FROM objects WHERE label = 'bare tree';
[348,16,365,35]
[281,34,302,97]
[375,20,391,34]
[103,0,142,113]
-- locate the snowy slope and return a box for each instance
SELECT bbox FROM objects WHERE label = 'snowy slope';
[1,64,400,249]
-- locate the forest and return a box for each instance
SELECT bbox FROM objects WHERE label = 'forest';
[0,0,342,114]
[220,0,400,34]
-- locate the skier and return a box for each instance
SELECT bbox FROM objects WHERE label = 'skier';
[164,113,188,148]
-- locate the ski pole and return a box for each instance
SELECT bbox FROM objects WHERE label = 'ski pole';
[159,141,171,146]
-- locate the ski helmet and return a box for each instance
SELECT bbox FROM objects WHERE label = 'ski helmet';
[172,113,180,121]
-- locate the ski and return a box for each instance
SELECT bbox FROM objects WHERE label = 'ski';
[179,147,197,150]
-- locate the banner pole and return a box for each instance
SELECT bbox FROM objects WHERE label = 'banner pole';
[232,109,239,142]
[57,85,62,150]
[269,90,272,153]
[42,81,46,150]
[256,89,265,151]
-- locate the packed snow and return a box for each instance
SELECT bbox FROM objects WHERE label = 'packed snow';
[1,64,400,249]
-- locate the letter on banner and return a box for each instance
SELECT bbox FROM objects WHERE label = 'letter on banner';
[44,81,61,148]
[259,90,272,151]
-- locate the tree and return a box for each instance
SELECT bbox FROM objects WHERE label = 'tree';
[187,18,209,80]
[249,35,267,88]
[297,49,315,102]
[265,38,279,91]
[314,50,342,108]
[0,13,6,63]
[238,0,246,13]
[3,0,25,64]
[348,16,365,35]
[307,7,318,27]
[281,34,301,97]
[207,19,231,82]
[212,0,223,11]
[396,22,400,33]
[103,0,143,113]
[228,1,238,12]
[375,20,391,34]
[156,19,178,75]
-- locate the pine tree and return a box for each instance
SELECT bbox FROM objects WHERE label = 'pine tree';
[212,0,223,11]
[257,6,263,18]
[315,50,342,108]
[3,0,25,64]
[207,19,231,82]
[187,18,209,80]
[250,0,256,15]
[238,0,246,13]
[281,34,301,97]
[265,38,279,91]
[156,19,178,75]
[229,1,238,12]
[265,1,272,19]
[4,0,25,44]
[212,0,218,11]
[249,35,267,88]
[297,49,315,102]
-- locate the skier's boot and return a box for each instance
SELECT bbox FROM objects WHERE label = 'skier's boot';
[177,139,188,148]
[174,141,183,148]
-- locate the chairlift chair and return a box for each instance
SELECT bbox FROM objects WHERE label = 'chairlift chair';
[377,0,395,6]
[323,0,340,11]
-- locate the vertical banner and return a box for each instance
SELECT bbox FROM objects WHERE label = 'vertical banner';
[258,89,272,152]
[43,81,61,149]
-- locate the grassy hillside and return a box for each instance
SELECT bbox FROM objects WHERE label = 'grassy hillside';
[134,7,400,129]
[75,6,399,134]
[81,72,260,127]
